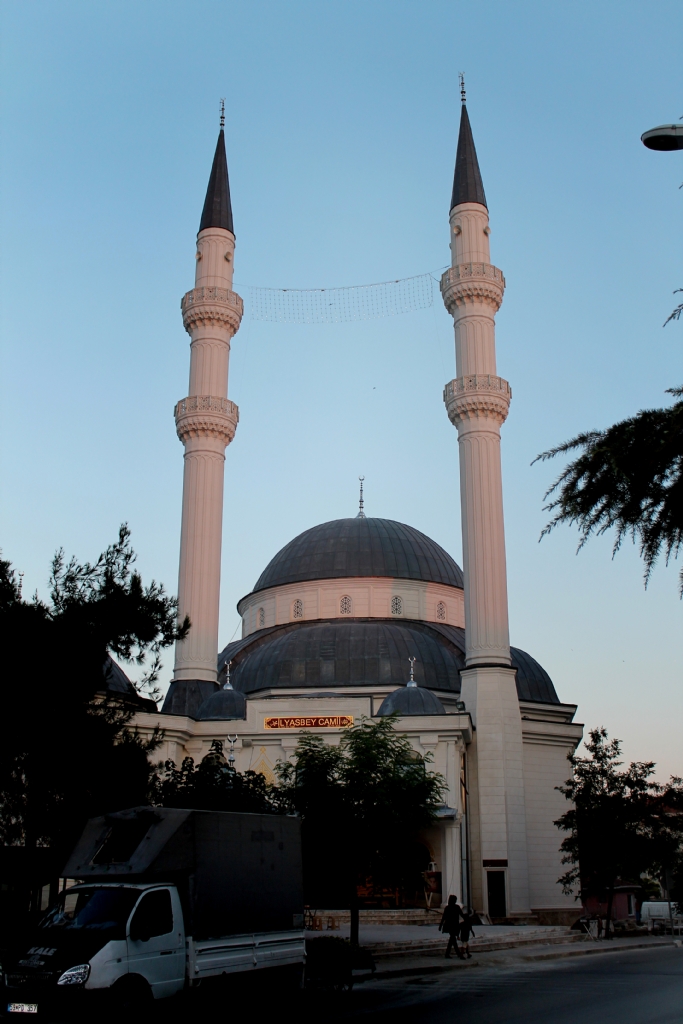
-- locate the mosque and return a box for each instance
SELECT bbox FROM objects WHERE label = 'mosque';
[130,97,583,924]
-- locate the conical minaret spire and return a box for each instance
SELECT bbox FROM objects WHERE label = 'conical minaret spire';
[441,96,530,920]
[450,103,487,211]
[199,126,234,234]
[170,122,243,696]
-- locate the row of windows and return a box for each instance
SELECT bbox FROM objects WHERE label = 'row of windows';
[254,598,448,624]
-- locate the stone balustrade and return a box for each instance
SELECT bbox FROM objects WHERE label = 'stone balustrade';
[181,287,244,333]
[444,374,511,400]
[441,263,505,287]
[443,374,511,427]
[174,395,239,445]
[175,395,238,417]
[440,263,505,313]
[181,287,244,313]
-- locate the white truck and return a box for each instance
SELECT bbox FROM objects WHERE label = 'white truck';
[2,806,305,1017]
[639,900,683,933]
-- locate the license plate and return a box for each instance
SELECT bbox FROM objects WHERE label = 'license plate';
[7,1005,38,1014]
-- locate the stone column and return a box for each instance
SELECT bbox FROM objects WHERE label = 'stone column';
[442,199,530,918]
[441,821,463,902]
[173,225,242,682]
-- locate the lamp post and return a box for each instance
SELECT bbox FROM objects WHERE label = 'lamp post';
[641,122,683,151]
[641,116,683,327]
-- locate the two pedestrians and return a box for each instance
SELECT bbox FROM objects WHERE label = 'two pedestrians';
[439,895,464,959]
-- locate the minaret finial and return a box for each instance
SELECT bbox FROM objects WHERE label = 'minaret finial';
[357,476,366,518]
[407,657,417,687]
[459,72,466,104]
[223,660,233,690]
[219,98,225,130]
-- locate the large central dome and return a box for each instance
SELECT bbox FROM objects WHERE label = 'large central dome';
[252,517,464,593]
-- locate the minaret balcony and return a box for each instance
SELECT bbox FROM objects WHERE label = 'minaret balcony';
[174,395,239,446]
[181,286,243,334]
[444,374,511,428]
[441,263,505,313]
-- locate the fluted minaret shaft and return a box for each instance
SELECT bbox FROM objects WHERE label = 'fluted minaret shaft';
[443,103,530,919]
[442,199,510,666]
[173,131,243,683]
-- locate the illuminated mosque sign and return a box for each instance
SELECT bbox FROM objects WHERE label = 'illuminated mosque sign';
[264,715,354,730]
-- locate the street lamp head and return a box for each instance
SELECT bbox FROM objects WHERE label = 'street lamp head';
[641,124,683,152]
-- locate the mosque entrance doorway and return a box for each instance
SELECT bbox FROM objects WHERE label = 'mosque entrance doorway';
[486,870,507,919]
[355,841,434,909]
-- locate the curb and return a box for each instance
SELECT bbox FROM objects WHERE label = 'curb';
[367,931,582,959]
[518,938,676,963]
[352,938,677,984]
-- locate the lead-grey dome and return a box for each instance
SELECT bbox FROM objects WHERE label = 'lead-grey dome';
[251,518,464,594]
[377,685,447,717]
[196,687,246,721]
[222,620,465,694]
[218,619,562,705]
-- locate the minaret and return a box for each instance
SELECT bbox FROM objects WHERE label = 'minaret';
[172,116,243,694]
[441,85,531,918]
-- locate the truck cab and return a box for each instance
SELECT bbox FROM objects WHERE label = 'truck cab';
[3,882,186,1015]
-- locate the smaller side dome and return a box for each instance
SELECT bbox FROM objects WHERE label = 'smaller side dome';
[377,686,446,717]
[196,687,246,721]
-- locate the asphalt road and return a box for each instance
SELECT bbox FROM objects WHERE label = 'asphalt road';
[6,944,681,1023]
[336,946,683,1024]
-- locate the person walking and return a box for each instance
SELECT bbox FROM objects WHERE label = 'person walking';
[460,908,476,958]
[439,895,464,959]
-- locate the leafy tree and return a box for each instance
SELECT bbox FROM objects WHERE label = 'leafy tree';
[0,526,188,859]
[535,387,683,593]
[670,858,683,916]
[155,740,277,814]
[555,728,683,937]
[663,287,682,327]
[276,715,446,945]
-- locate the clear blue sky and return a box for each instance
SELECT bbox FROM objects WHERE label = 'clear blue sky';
[1,0,681,776]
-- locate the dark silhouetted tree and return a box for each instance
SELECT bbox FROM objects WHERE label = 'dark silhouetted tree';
[664,288,683,326]
[276,716,446,945]
[555,728,683,937]
[535,387,683,594]
[0,526,188,857]
[155,740,277,814]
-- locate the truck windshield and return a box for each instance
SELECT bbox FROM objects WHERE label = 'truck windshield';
[38,888,141,935]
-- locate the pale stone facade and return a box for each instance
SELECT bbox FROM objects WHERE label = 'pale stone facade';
[237,577,465,637]
[136,681,581,920]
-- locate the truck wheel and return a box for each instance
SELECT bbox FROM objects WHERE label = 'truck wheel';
[111,975,153,1016]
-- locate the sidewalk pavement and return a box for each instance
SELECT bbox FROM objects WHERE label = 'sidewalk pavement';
[351,934,680,984]
[307,922,580,957]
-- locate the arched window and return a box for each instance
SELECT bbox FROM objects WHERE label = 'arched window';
[436,601,446,622]
[292,599,303,620]
[340,595,352,615]
[257,607,265,628]
[391,595,403,616]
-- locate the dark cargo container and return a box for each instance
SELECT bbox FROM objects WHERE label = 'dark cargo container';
[63,806,304,938]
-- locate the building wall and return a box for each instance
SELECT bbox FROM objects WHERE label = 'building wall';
[134,695,581,918]
[138,697,470,785]
[237,577,465,637]
[522,717,583,923]
[463,733,484,914]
